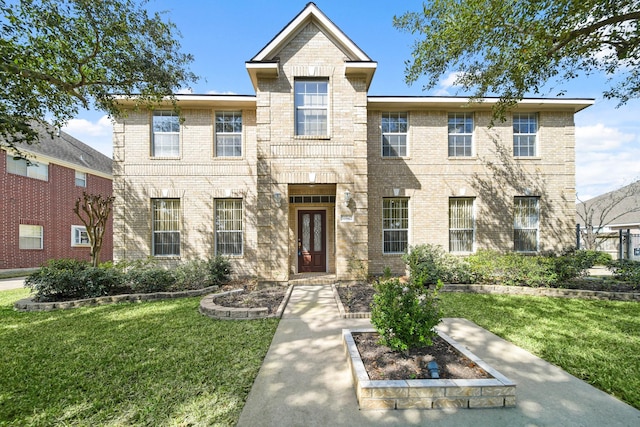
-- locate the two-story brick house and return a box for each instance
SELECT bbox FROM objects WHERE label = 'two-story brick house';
[1,125,113,269]
[113,3,592,282]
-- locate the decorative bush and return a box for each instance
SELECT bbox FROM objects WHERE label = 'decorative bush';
[206,256,232,286]
[402,244,473,285]
[25,259,123,301]
[608,259,640,285]
[125,267,175,293]
[370,278,443,352]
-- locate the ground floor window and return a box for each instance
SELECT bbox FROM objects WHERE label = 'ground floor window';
[71,225,90,247]
[449,197,474,252]
[514,197,539,252]
[215,198,243,255]
[19,224,43,249]
[152,199,181,256]
[383,198,408,254]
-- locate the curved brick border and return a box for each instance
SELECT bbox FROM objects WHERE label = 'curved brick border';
[199,285,293,320]
[13,286,220,312]
[333,283,640,319]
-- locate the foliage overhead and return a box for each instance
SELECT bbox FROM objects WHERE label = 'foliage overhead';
[0,0,197,150]
[395,0,640,114]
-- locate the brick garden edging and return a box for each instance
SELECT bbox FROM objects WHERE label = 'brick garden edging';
[332,283,640,318]
[199,285,293,320]
[343,328,517,410]
[14,286,220,312]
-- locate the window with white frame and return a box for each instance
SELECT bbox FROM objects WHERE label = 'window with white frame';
[381,112,408,157]
[75,170,87,187]
[19,224,43,249]
[152,111,180,157]
[449,198,475,252]
[215,111,242,157]
[383,198,409,254]
[514,197,539,252]
[513,113,538,156]
[295,79,328,136]
[215,199,243,255]
[6,154,48,181]
[448,113,473,156]
[71,225,90,246]
[152,199,180,256]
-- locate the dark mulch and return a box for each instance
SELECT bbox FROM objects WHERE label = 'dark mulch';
[336,283,376,313]
[353,332,491,380]
[216,282,287,314]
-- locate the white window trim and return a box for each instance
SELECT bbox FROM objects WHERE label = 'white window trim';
[449,197,475,253]
[214,198,244,256]
[513,113,538,157]
[381,112,409,158]
[71,225,90,247]
[294,78,330,137]
[514,197,540,252]
[19,224,43,250]
[382,198,409,254]
[448,112,474,157]
[215,111,243,157]
[6,153,49,181]
[152,199,181,257]
[151,111,180,158]
[75,170,87,187]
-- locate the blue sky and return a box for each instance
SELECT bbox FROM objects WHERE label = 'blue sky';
[62,0,640,201]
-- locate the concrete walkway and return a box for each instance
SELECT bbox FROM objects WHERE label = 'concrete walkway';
[237,285,640,426]
[0,277,26,291]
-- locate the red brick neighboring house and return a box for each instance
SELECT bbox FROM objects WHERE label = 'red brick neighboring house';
[1,126,113,269]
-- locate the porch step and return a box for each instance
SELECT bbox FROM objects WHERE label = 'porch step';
[288,273,337,286]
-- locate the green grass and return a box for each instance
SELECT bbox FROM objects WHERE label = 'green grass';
[0,289,278,426]
[440,292,640,409]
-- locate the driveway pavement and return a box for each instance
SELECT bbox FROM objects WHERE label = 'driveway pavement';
[0,277,26,291]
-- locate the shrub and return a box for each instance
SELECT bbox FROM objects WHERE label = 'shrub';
[608,259,640,285]
[25,259,123,301]
[402,244,473,285]
[173,259,213,290]
[467,250,558,287]
[207,256,231,286]
[125,267,175,293]
[370,278,443,352]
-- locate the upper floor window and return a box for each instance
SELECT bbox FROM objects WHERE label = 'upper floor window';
[381,112,408,157]
[6,154,48,181]
[75,171,87,187]
[513,113,537,156]
[383,198,409,254]
[448,113,473,157]
[152,111,180,157]
[215,111,242,157]
[71,225,90,247]
[19,224,43,250]
[152,199,181,256]
[295,79,328,136]
[215,199,243,256]
[449,198,475,252]
[514,197,539,252]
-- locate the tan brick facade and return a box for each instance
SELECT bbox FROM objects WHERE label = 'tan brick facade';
[113,4,591,281]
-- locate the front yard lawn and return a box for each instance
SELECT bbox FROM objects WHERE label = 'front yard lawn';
[0,289,278,426]
[440,292,640,410]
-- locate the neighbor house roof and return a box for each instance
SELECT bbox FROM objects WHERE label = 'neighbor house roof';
[576,180,640,229]
[3,123,112,178]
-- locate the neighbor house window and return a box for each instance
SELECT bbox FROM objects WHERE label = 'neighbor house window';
[514,197,539,252]
[215,111,242,157]
[295,79,328,136]
[449,198,475,252]
[448,113,473,157]
[19,224,43,250]
[6,154,48,181]
[75,171,87,187]
[152,199,180,256]
[381,112,408,157]
[152,111,180,157]
[71,225,90,247]
[215,199,243,255]
[513,113,537,156]
[383,198,408,254]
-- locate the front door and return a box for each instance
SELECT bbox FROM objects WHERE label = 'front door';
[298,210,326,272]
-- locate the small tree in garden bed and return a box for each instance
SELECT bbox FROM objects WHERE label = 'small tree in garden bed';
[74,192,115,267]
[370,278,443,352]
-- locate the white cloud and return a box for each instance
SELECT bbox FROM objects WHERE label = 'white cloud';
[433,72,464,96]
[206,89,237,95]
[176,87,194,94]
[61,115,113,158]
[576,123,640,200]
